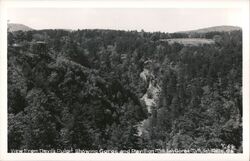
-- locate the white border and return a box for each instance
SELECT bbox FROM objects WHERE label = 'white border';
[0,0,249,161]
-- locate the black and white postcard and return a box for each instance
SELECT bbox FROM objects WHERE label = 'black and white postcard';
[0,0,249,161]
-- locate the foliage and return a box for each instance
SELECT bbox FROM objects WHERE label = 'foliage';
[8,29,242,152]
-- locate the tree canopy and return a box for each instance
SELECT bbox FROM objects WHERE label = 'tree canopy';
[8,29,242,152]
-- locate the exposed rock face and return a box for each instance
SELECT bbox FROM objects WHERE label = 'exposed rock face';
[139,68,150,82]
[137,60,161,136]
[141,80,161,113]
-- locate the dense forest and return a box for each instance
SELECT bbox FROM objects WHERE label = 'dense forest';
[8,27,242,152]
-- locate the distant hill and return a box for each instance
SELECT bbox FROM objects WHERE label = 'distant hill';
[8,23,33,32]
[162,25,241,46]
[177,25,241,34]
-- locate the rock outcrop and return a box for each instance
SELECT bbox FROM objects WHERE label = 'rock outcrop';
[137,60,161,136]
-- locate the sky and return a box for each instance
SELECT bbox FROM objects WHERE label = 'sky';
[7,8,243,33]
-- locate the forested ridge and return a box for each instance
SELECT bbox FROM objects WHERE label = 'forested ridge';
[8,27,242,152]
